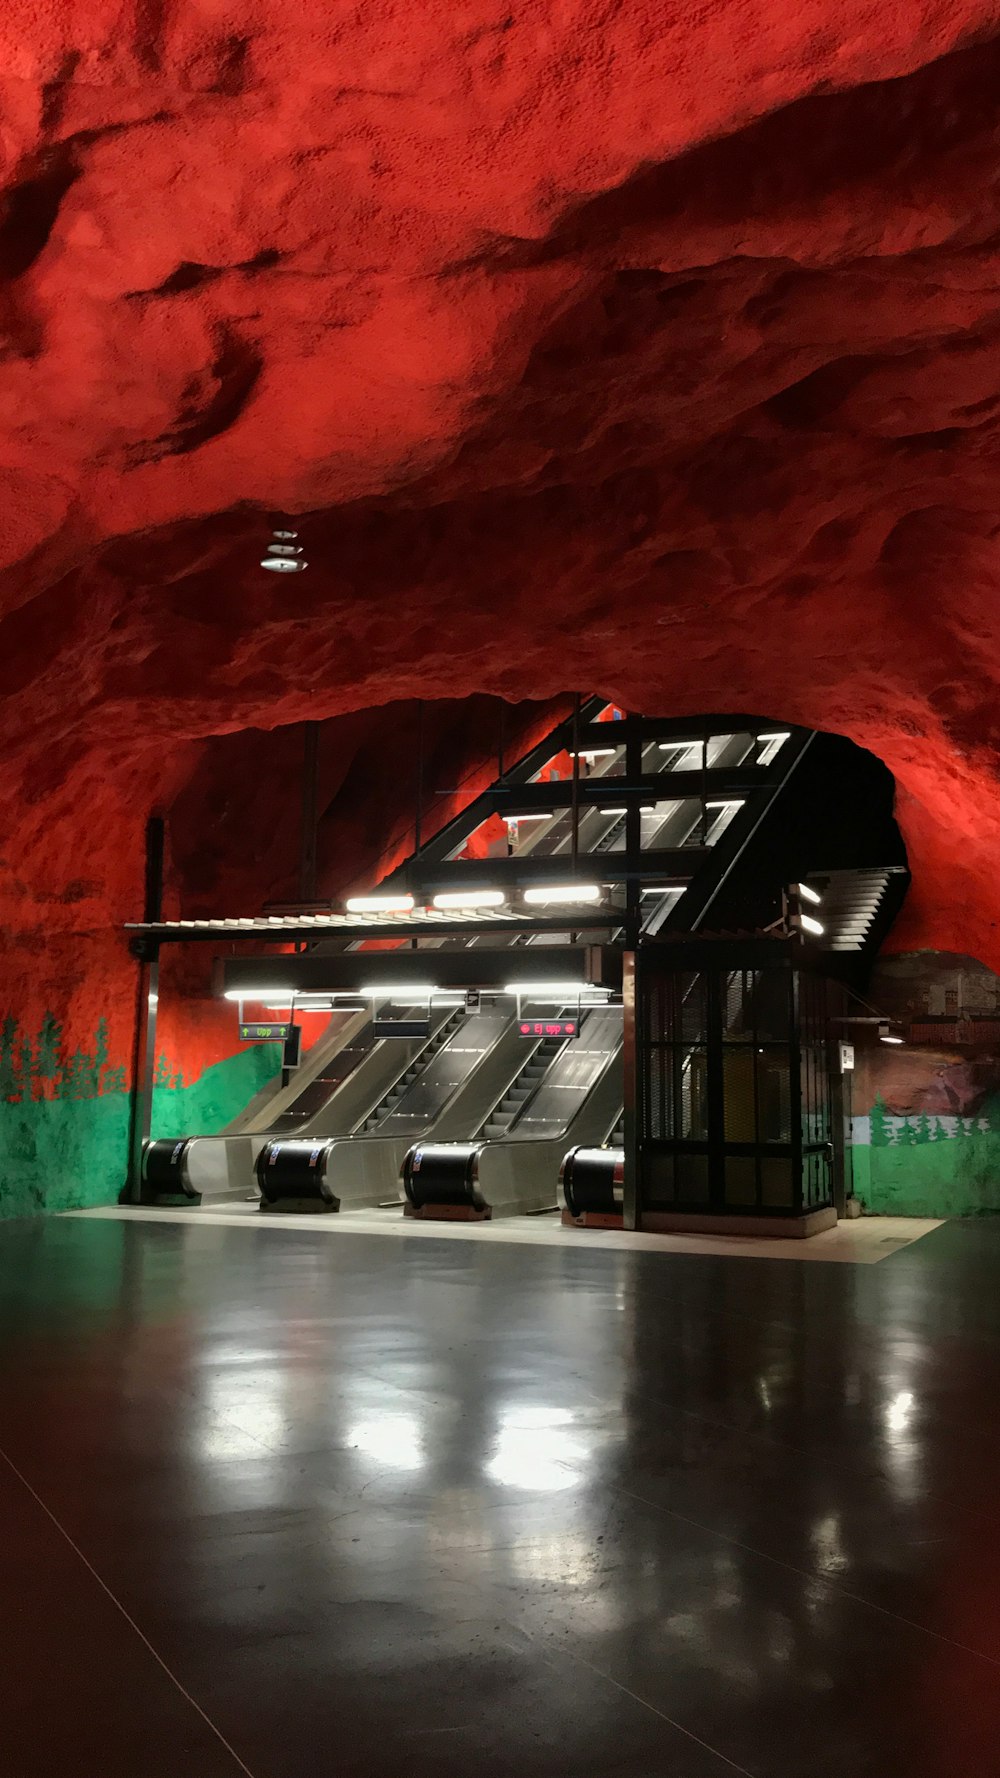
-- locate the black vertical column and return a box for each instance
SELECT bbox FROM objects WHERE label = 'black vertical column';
[789,965,804,1213]
[621,949,639,1230]
[122,816,164,1204]
[299,721,319,903]
[622,713,642,1228]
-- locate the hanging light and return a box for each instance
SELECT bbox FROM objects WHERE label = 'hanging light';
[261,525,307,573]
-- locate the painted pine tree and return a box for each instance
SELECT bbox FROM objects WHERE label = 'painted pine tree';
[914,1112,933,1145]
[34,1012,63,1096]
[869,1093,893,1147]
[0,1015,18,1100]
[75,1018,110,1097]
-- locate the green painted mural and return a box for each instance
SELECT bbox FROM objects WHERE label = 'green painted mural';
[0,1011,281,1220]
[852,1096,1000,1218]
[150,1041,281,1141]
[0,1014,130,1219]
[851,954,1000,1219]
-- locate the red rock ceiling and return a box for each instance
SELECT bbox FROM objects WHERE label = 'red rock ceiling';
[4,4,1000,988]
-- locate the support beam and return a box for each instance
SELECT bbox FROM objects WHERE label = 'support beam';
[299,721,319,903]
[122,816,164,1204]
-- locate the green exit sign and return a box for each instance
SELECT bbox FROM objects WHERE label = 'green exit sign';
[239,1022,290,1042]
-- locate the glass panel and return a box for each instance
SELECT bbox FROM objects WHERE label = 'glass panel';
[722,970,754,1042]
[755,971,791,1042]
[681,1048,708,1138]
[646,1046,674,1141]
[708,731,755,766]
[724,1157,758,1206]
[567,744,626,777]
[753,730,791,767]
[723,1049,756,1141]
[676,1154,710,1202]
[506,808,573,856]
[704,801,745,845]
[450,814,511,861]
[760,1158,793,1206]
[800,1148,832,1210]
[800,1043,831,1147]
[655,739,706,773]
[756,1048,791,1142]
[642,798,703,850]
[678,973,707,1046]
[644,1151,675,1204]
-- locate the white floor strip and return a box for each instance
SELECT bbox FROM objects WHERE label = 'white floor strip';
[65,1204,942,1264]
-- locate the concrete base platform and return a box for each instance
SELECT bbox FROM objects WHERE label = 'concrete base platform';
[643,1205,838,1240]
[404,1201,492,1221]
[68,1202,939,1264]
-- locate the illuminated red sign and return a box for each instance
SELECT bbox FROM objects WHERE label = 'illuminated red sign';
[519,1020,579,1039]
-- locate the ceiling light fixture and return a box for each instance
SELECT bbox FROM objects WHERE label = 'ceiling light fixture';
[260,525,308,574]
[523,883,602,906]
[223,988,291,1002]
[361,984,438,997]
[345,892,415,914]
[503,981,599,996]
[432,890,505,909]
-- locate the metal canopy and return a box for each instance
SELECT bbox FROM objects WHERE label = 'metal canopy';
[220,945,622,998]
[125,908,618,944]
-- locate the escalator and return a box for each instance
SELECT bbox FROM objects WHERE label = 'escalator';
[359,1009,465,1132]
[402,1006,623,1219]
[146,1002,466,1203]
[476,1030,568,1139]
[307,1006,523,1209]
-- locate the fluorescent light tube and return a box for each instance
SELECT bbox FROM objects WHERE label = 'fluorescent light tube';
[345,893,415,914]
[523,884,602,906]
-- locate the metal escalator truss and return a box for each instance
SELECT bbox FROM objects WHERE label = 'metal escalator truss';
[645,728,817,938]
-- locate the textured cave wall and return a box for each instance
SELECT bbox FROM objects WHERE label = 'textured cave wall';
[4,5,1000,1211]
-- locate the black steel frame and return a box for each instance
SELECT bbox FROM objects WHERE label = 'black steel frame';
[635,938,843,1221]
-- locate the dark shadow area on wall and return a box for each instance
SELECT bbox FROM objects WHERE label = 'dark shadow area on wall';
[166,694,563,917]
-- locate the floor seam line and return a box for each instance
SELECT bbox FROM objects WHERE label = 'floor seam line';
[0,1442,260,1778]
[550,1642,757,1776]
[618,1484,1000,1670]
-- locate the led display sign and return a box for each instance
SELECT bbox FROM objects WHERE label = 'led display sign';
[519,1019,578,1039]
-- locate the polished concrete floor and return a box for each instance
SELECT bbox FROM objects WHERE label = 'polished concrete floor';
[2,1215,1000,1777]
